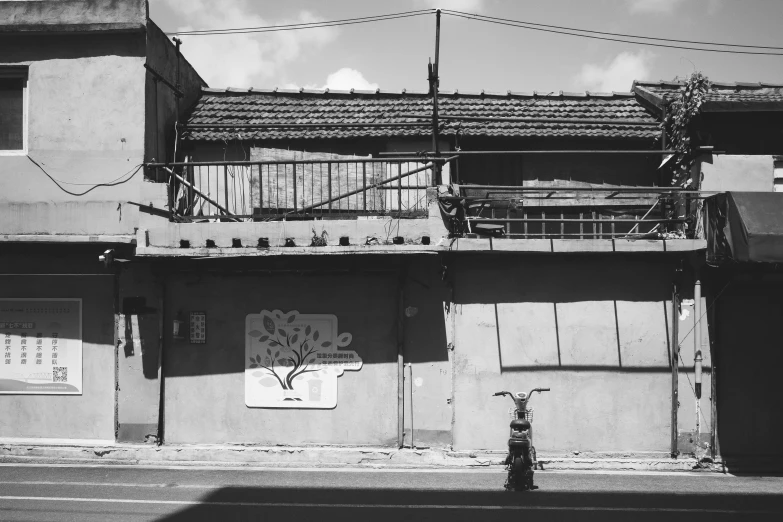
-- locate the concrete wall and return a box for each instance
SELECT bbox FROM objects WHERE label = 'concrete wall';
[699,155,774,192]
[0,0,146,31]
[402,257,452,447]
[0,31,146,236]
[162,271,400,446]
[714,281,783,467]
[447,254,699,454]
[0,248,116,441]
[145,20,206,167]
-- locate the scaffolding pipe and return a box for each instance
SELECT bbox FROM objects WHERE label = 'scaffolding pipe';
[694,278,703,451]
[163,167,233,217]
[443,186,715,193]
[380,148,723,156]
[466,217,683,224]
[146,158,444,168]
[290,159,452,215]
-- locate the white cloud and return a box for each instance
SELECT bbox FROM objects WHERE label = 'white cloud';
[575,51,655,92]
[321,68,380,91]
[285,68,380,91]
[626,0,684,14]
[416,0,487,12]
[159,0,337,88]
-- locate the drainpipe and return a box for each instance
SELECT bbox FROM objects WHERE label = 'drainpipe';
[406,362,414,449]
[694,278,703,449]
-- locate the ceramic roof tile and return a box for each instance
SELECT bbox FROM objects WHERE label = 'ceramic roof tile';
[634,80,783,105]
[182,88,661,142]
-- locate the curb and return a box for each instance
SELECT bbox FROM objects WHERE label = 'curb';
[0,443,722,472]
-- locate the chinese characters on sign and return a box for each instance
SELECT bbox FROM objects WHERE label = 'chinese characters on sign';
[190,311,206,344]
[245,310,362,409]
[0,299,82,394]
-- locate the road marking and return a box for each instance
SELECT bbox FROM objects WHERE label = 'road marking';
[0,495,775,514]
[0,481,213,489]
[0,463,732,477]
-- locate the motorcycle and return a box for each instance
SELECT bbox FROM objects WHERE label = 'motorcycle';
[493,387,550,491]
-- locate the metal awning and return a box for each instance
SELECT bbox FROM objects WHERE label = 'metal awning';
[706,192,783,264]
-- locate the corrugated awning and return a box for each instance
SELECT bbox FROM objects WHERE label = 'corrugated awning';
[707,192,783,263]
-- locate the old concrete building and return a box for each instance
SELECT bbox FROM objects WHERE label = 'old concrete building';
[0,0,204,443]
[2,0,782,472]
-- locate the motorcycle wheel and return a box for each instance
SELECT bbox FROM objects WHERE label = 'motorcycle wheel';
[512,457,528,491]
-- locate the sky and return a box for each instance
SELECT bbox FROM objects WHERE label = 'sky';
[149,0,783,93]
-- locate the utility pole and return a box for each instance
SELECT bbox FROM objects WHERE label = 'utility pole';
[430,9,442,185]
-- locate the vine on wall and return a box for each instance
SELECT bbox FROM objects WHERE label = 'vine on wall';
[659,72,711,239]
[663,72,712,188]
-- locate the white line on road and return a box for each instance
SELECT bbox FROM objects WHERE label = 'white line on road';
[0,496,775,514]
[0,481,213,489]
[0,463,732,477]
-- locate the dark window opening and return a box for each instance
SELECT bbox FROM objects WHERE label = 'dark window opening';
[0,77,25,151]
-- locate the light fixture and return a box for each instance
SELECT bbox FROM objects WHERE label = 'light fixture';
[173,312,185,339]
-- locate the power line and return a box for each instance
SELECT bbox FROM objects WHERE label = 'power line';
[163,6,783,56]
[442,10,783,56]
[165,10,434,36]
[27,156,143,197]
[441,9,783,51]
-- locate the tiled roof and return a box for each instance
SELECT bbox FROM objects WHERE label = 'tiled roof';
[634,80,783,109]
[182,88,661,142]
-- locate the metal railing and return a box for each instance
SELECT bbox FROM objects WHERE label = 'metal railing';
[147,157,451,221]
[441,185,708,240]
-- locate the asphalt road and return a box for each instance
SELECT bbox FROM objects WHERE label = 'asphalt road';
[1,464,782,522]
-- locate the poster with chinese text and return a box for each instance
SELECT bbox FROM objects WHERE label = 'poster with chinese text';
[0,299,82,394]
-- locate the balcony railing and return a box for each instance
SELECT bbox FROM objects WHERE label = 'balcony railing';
[440,185,705,240]
[148,158,446,222]
[145,160,707,241]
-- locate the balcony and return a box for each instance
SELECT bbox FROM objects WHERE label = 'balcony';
[147,157,442,222]
[442,184,700,240]
[137,155,706,256]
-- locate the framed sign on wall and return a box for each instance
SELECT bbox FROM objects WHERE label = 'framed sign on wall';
[0,298,82,395]
[245,309,362,409]
[190,311,206,344]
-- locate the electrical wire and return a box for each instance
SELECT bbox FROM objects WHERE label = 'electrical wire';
[441,9,783,51]
[165,6,783,56]
[166,10,433,36]
[442,10,783,56]
[26,156,143,197]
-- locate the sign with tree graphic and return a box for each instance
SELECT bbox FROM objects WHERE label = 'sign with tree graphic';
[245,310,362,408]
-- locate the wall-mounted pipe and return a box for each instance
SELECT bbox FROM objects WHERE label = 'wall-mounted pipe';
[694,278,703,448]
[406,362,414,449]
[671,283,680,458]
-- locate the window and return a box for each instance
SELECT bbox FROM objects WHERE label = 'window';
[0,67,28,154]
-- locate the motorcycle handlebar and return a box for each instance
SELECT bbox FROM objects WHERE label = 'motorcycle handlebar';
[493,391,510,397]
[538,388,551,392]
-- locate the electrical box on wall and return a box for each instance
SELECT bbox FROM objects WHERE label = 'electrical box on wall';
[189,311,206,344]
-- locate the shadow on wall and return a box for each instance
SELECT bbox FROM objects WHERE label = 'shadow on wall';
[162,261,451,378]
[451,254,684,373]
[154,485,783,521]
[0,33,145,62]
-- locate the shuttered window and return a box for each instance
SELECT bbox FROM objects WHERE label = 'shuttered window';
[0,69,27,152]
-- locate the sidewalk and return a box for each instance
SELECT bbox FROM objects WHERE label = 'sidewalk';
[0,440,722,472]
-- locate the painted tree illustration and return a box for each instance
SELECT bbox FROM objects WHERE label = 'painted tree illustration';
[247,311,351,399]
